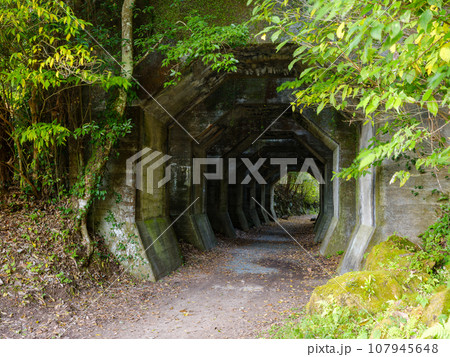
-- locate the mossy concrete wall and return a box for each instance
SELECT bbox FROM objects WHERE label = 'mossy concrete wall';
[93,106,183,281]
[339,118,450,274]
[366,120,450,256]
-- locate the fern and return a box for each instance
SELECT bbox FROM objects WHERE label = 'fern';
[421,317,450,339]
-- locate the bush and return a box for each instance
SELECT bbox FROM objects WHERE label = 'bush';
[269,300,372,339]
[418,203,450,267]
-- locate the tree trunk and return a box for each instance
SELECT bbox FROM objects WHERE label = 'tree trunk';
[0,122,12,189]
[74,0,135,257]
[29,87,40,185]
[0,98,11,189]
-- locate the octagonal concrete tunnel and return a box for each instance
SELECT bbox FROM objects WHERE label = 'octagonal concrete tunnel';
[92,44,449,282]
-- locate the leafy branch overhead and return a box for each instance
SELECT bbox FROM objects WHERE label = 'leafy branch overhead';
[158,14,249,87]
[249,0,450,184]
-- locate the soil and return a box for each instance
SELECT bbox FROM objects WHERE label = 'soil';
[0,216,340,339]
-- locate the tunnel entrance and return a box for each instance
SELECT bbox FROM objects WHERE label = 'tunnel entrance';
[273,172,320,220]
[96,44,363,281]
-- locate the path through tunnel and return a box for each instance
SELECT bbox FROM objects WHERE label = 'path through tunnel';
[79,215,341,338]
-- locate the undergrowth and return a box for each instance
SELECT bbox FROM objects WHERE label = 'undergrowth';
[268,298,433,339]
[269,301,373,339]
[417,203,450,267]
[274,172,320,217]
[0,189,123,306]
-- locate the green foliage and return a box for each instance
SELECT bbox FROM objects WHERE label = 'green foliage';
[421,315,450,339]
[274,172,319,216]
[0,0,131,196]
[269,300,372,338]
[18,121,71,152]
[362,274,377,300]
[249,0,450,185]
[0,0,126,97]
[159,14,249,87]
[270,289,430,339]
[418,203,450,266]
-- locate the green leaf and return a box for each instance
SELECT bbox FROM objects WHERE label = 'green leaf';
[440,44,450,62]
[427,99,438,116]
[370,24,384,41]
[317,102,326,114]
[293,45,307,58]
[288,58,300,71]
[405,69,415,84]
[359,153,376,170]
[336,22,345,39]
[428,71,446,90]
[276,39,289,52]
[418,9,433,32]
[389,21,401,38]
[399,10,411,23]
[271,30,282,42]
[385,96,396,110]
[271,16,281,24]
[422,88,433,102]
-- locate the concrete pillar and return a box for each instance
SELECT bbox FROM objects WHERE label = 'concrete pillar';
[248,181,262,228]
[292,109,358,257]
[338,124,376,273]
[93,107,182,281]
[242,184,255,228]
[256,184,270,224]
[265,183,277,221]
[314,162,334,243]
[134,113,183,280]
[168,127,216,251]
[206,165,236,238]
[228,183,250,231]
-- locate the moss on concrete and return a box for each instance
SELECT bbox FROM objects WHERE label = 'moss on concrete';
[421,288,450,326]
[364,235,433,273]
[307,271,412,315]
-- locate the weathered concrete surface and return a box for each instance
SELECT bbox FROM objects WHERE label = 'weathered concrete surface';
[358,118,450,258]
[93,108,168,281]
[339,123,376,273]
[168,126,216,250]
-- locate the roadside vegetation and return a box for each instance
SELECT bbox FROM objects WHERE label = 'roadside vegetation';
[274,172,319,217]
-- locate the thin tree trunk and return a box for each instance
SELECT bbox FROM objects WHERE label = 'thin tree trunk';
[76,0,135,257]
[0,115,12,189]
[29,87,40,185]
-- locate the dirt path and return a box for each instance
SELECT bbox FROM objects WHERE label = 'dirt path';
[0,216,340,339]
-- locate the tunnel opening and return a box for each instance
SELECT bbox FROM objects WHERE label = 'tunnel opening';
[273,172,320,220]
[95,44,365,281]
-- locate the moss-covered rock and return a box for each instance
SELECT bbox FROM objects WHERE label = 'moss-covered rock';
[306,271,415,315]
[364,235,434,273]
[421,288,450,326]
